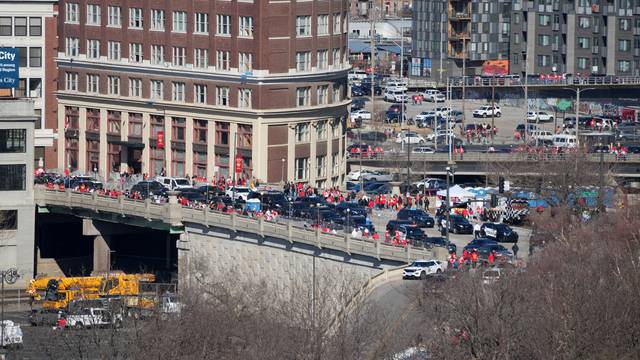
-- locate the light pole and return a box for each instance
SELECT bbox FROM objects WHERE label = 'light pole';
[445,167,453,244]
[281,158,285,184]
[1,268,19,349]
[563,87,595,151]
[346,208,351,234]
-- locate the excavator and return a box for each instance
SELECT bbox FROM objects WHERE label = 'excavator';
[26,273,156,312]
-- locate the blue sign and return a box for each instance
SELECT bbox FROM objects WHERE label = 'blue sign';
[0,48,19,89]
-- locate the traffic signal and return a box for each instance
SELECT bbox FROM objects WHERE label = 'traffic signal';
[499,176,505,194]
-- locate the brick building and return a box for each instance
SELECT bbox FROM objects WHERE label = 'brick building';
[56,0,350,187]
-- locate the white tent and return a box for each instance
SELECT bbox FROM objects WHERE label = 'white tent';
[437,185,475,198]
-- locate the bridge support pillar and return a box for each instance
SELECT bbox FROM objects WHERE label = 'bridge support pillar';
[93,234,111,274]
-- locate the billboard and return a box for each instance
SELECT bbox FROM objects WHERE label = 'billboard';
[0,48,19,89]
[481,60,509,76]
[410,58,432,77]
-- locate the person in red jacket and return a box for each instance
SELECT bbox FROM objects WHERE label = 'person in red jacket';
[471,250,479,268]
[488,250,495,266]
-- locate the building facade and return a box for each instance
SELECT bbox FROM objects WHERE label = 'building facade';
[0,99,36,288]
[56,0,350,187]
[413,0,640,77]
[0,0,59,170]
[349,0,412,19]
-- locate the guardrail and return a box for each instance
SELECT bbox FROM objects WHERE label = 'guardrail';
[446,76,640,88]
[34,187,435,264]
[348,151,640,163]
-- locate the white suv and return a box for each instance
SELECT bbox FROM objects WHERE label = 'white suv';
[473,105,502,118]
[384,89,408,103]
[395,132,426,145]
[403,260,443,279]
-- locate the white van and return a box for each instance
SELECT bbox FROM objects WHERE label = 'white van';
[384,89,407,103]
[156,176,193,190]
[530,130,554,142]
[552,134,577,148]
[385,79,408,92]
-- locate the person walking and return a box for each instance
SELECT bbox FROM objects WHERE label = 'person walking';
[473,222,481,239]
[488,250,495,266]
[471,249,479,268]
[512,243,519,259]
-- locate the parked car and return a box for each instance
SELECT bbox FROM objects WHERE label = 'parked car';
[482,267,502,284]
[359,131,387,142]
[413,178,447,190]
[463,238,499,253]
[449,110,464,123]
[395,132,426,145]
[402,260,444,279]
[348,170,393,182]
[351,86,366,97]
[65,308,123,329]
[440,214,473,234]
[156,176,192,190]
[424,236,457,253]
[351,98,366,110]
[426,129,454,142]
[434,107,453,117]
[247,190,289,211]
[412,146,435,154]
[477,243,513,261]
[423,89,445,102]
[397,208,435,228]
[350,109,372,122]
[385,111,407,124]
[384,89,408,103]
[527,111,554,123]
[225,186,252,201]
[386,219,414,234]
[480,223,519,243]
[530,130,554,142]
[473,105,502,118]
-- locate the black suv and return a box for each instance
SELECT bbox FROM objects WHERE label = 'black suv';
[386,219,414,235]
[397,208,435,228]
[480,223,519,243]
[440,214,473,234]
[424,236,457,253]
[396,225,426,243]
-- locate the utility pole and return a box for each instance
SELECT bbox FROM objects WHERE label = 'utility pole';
[524,54,529,143]
[370,2,376,125]
[461,39,466,130]
[491,74,496,147]
[439,14,444,86]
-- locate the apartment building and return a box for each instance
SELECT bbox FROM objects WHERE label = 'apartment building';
[56,0,350,187]
[0,99,36,288]
[413,0,640,77]
[0,0,58,169]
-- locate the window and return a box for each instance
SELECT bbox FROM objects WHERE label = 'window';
[87,4,101,25]
[65,106,79,130]
[65,72,78,91]
[193,150,207,178]
[217,86,229,106]
[172,82,185,102]
[195,84,207,104]
[14,17,26,36]
[577,57,589,70]
[66,3,79,24]
[239,16,253,37]
[216,122,229,145]
[317,15,329,35]
[238,88,252,108]
[150,115,164,138]
[194,120,207,144]
[332,119,341,137]
[29,48,42,67]
[296,16,311,36]
[173,11,187,32]
[538,35,550,46]
[333,84,342,102]
[237,124,252,148]
[297,87,310,107]
[129,43,143,62]
[129,8,143,29]
[514,33,520,45]
[0,18,10,36]
[129,78,142,97]
[239,52,253,72]
[172,117,186,141]
[29,18,42,36]
[107,111,121,135]
[316,155,326,177]
[316,121,327,140]
[217,14,230,35]
[295,123,310,142]
[172,47,186,66]
[216,50,230,70]
[108,41,121,60]
[151,45,164,65]
[620,18,631,31]
[0,165,26,191]
[295,157,309,180]
[17,47,26,67]
[195,13,208,33]
[108,6,121,27]
[317,50,328,69]
[317,85,328,105]
[151,80,164,100]
[172,149,186,177]
[87,74,100,93]
[87,39,100,59]
[151,9,165,30]
[332,48,340,65]
[0,129,26,153]
[578,16,590,29]
[296,51,310,71]
[578,37,590,49]
[538,14,550,26]
[108,76,120,95]
[333,14,341,34]
[84,110,99,133]
[618,60,631,72]
[332,153,339,174]
[128,112,143,136]
[194,48,208,68]
[0,210,17,229]
[619,39,631,52]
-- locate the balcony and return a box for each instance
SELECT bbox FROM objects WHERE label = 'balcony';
[552,23,560,31]
[592,46,599,54]
[449,32,470,40]
[449,10,471,20]
[448,51,468,59]
[552,43,559,51]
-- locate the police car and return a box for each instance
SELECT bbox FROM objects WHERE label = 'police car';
[480,223,519,243]
[402,260,443,280]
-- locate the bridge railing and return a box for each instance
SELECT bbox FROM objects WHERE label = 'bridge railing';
[36,187,436,263]
[350,151,640,163]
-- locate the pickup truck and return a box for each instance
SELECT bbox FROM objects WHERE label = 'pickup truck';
[66,308,123,329]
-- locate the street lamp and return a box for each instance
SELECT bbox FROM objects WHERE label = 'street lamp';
[346,208,351,234]
[563,87,596,151]
[1,268,19,349]
[281,158,286,184]
[445,167,454,244]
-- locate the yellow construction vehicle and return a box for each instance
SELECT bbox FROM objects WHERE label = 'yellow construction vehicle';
[26,273,156,312]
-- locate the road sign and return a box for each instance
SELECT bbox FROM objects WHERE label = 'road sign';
[0,48,19,89]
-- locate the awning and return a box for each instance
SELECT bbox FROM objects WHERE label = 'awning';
[109,140,145,149]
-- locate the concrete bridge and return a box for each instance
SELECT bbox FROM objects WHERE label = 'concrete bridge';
[348,152,640,178]
[33,187,445,292]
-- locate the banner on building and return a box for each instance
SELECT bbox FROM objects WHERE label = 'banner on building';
[421,58,432,77]
[481,60,509,76]
[157,131,165,149]
[410,58,432,77]
[0,48,19,89]
[235,154,243,173]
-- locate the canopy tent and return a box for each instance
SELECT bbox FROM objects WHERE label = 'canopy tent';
[437,185,475,198]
